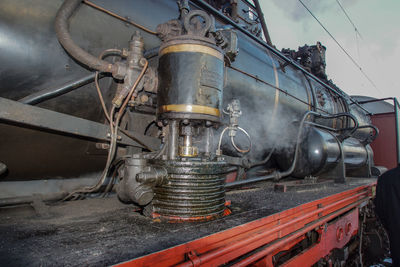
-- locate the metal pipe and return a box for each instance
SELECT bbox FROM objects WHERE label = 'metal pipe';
[253,0,272,46]
[230,127,252,154]
[358,124,379,143]
[55,0,119,75]
[248,147,275,168]
[323,112,359,140]
[204,127,213,156]
[168,120,179,160]
[153,141,167,159]
[225,174,275,188]
[355,97,395,105]
[19,45,155,106]
[19,74,97,105]
[0,192,68,207]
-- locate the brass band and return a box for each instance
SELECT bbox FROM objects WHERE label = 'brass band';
[159,104,220,116]
[160,44,223,61]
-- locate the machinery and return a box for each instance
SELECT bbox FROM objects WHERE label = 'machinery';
[0,0,394,266]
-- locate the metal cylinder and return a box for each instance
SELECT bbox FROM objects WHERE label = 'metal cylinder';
[342,138,369,169]
[151,159,230,221]
[157,36,224,122]
[280,127,370,178]
[117,156,154,206]
[291,127,341,177]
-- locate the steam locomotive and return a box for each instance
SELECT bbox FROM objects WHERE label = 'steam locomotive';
[0,0,380,221]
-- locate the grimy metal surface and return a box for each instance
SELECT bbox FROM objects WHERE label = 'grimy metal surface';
[0,97,160,150]
[116,181,375,266]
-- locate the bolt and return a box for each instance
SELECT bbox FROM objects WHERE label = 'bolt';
[96,143,110,150]
[345,222,352,235]
[205,121,213,127]
[140,94,149,103]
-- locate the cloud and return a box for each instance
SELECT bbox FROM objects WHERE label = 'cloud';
[270,0,332,21]
[270,0,359,21]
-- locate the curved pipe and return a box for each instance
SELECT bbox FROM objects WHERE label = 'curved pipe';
[226,111,360,189]
[249,147,275,168]
[55,0,120,75]
[358,124,379,144]
[328,112,359,140]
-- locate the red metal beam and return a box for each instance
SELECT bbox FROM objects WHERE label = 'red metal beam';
[116,183,375,267]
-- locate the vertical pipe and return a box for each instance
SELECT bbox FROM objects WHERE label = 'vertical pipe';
[183,135,192,148]
[253,0,272,46]
[395,98,400,166]
[204,127,213,156]
[168,120,179,160]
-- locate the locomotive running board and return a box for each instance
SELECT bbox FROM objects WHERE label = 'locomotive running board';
[115,182,375,266]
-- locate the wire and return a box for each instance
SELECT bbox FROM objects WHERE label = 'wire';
[64,61,148,201]
[83,0,158,35]
[335,0,363,39]
[63,106,117,200]
[335,0,362,60]
[102,153,125,197]
[297,0,380,93]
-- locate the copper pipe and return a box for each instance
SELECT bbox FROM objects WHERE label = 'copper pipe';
[95,49,123,122]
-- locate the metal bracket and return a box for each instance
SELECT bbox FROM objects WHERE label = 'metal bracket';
[187,251,201,267]
[0,97,160,150]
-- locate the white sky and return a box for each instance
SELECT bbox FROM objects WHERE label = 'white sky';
[260,0,400,101]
